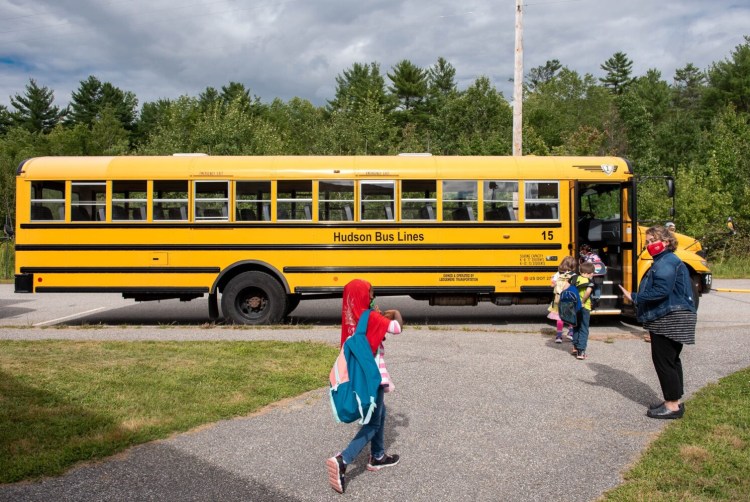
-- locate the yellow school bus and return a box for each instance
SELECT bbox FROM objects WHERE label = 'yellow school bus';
[13,155,711,324]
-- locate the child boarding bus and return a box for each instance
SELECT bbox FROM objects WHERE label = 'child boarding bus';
[13,155,712,324]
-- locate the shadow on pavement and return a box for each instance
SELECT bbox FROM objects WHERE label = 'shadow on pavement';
[0,442,301,502]
[582,362,660,407]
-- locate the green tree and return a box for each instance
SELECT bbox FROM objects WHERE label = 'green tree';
[198,86,221,112]
[88,106,130,155]
[327,62,393,114]
[387,59,428,112]
[631,69,671,122]
[524,67,613,150]
[220,82,263,116]
[599,52,635,94]
[610,90,657,170]
[132,99,172,148]
[138,96,202,154]
[526,59,562,93]
[650,65,707,171]
[431,76,512,155]
[700,105,750,214]
[673,63,706,111]
[66,76,138,132]
[0,104,11,135]
[66,75,101,127]
[427,57,457,98]
[10,79,64,134]
[319,92,396,155]
[266,97,327,154]
[704,35,750,115]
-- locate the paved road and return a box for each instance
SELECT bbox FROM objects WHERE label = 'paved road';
[1,281,749,501]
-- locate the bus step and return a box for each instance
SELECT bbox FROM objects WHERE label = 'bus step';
[591,309,622,315]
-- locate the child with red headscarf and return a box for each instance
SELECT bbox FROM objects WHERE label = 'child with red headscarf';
[327,279,404,494]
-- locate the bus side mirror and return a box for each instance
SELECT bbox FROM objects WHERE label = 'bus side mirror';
[665,179,675,198]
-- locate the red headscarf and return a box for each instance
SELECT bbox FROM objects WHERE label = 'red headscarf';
[340,279,391,354]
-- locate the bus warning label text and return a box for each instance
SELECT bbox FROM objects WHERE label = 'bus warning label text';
[520,253,546,266]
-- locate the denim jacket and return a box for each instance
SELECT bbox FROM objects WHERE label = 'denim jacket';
[632,250,696,323]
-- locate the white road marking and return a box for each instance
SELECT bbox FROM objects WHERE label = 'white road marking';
[33,307,108,327]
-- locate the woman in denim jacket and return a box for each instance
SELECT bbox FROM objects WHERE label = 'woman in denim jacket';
[620,226,697,420]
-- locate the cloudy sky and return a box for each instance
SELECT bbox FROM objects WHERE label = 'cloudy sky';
[1,0,749,110]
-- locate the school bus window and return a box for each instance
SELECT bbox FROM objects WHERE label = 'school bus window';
[236,181,271,221]
[443,180,477,221]
[278,180,312,220]
[153,180,188,221]
[484,181,518,221]
[112,180,147,221]
[319,180,354,221]
[361,180,395,221]
[402,180,436,220]
[71,181,106,221]
[30,180,65,221]
[195,180,229,221]
[525,181,559,220]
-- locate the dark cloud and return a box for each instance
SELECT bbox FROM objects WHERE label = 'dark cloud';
[0,0,748,109]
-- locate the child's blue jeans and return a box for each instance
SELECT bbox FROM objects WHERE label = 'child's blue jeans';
[341,386,386,464]
[573,308,591,352]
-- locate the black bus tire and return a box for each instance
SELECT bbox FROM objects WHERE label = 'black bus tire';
[285,294,302,317]
[691,274,701,311]
[221,271,287,325]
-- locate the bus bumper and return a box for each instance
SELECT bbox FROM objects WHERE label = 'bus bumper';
[15,273,33,293]
[702,273,713,294]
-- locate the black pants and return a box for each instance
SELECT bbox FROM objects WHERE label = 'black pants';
[650,332,684,401]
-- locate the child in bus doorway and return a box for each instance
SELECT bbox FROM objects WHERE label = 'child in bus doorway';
[579,244,601,264]
[548,255,578,343]
[326,279,404,494]
[571,261,596,360]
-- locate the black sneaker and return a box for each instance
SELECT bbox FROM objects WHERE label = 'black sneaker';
[326,454,346,493]
[367,453,400,471]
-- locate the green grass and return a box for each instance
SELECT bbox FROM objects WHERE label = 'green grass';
[709,256,750,279]
[0,241,13,281]
[602,366,750,501]
[0,340,338,483]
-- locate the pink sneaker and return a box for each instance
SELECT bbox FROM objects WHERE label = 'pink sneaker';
[326,455,346,493]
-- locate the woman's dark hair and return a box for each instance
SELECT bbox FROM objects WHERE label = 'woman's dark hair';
[646,225,678,252]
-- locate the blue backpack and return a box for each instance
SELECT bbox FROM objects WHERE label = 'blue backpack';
[329,310,382,424]
[558,276,583,326]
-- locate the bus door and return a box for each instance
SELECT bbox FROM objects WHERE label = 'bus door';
[576,183,624,314]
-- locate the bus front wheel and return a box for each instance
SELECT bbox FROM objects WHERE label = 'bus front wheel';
[222,271,287,325]
[691,274,701,311]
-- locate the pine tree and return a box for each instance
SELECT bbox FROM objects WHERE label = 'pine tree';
[67,76,137,131]
[387,59,428,112]
[427,57,457,98]
[673,63,706,111]
[10,79,64,134]
[0,104,11,135]
[327,62,393,113]
[66,76,103,127]
[599,52,635,94]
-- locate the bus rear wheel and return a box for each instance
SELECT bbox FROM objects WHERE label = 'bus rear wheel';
[221,271,287,325]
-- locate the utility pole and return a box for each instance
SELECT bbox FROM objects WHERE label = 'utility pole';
[512,0,523,156]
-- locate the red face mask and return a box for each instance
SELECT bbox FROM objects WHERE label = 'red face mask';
[646,240,666,257]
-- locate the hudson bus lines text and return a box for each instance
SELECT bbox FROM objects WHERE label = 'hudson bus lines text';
[332,231,425,242]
